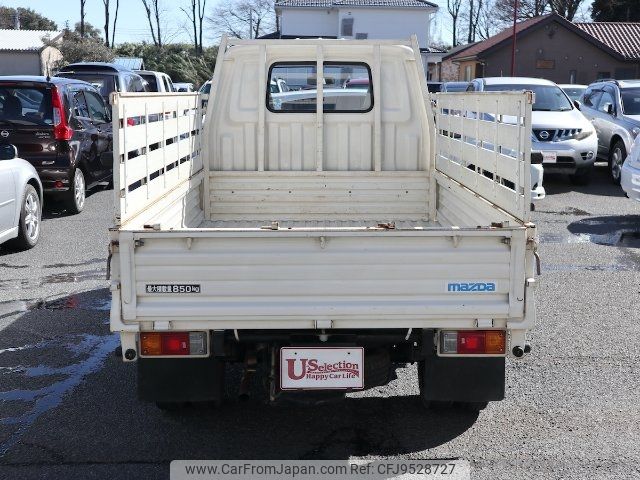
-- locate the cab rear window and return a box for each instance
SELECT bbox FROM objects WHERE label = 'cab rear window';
[267,62,373,113]
[0,86,52,126]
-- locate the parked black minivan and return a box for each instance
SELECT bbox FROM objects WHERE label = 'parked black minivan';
[56,62,148,104]
[0,76,113,214]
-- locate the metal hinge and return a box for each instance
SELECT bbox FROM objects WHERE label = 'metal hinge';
[134,239,145,248]
[261,221,279,230]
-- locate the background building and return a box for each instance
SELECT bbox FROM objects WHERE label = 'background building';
[444,14,640,84]
[272,0,439,77]
[0,29,63,76]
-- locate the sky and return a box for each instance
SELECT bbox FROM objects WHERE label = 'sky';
[4,0,593,48]
[3,0,202,45]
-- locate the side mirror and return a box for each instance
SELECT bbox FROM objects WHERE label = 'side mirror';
[573,100,581,110]
[99,151,114,168]
[607,103,615,115]
[0,144,17,160]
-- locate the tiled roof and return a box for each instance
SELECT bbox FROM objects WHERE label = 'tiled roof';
[576,22,640,60]
[0,30,62,51]
[451,14,551,61]
[276,0,437,8]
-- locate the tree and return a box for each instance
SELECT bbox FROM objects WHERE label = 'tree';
[208,0,275,39]
[80,0,87,37]
[465,0,484,43]
[591,0,639,21]
[115,42,217,85]
[549,0,586,20]
[494,0,550,23]
[141,0,163,47]
[447,0,464,46]
[0,7,57,30]
[44,26,114,71]
[477,0,503,39]
[181,0,207,55]
[74,21,102,40]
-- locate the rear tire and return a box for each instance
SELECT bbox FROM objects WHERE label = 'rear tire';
[64,168,86,214]
[6,184,41,250]
[609,140,626,185]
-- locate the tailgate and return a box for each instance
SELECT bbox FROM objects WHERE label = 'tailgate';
[115,228,527,329]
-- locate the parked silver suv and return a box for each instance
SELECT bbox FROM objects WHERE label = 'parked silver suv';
[579,79,640,184]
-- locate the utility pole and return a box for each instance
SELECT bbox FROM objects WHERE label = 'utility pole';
[510,0,518,76]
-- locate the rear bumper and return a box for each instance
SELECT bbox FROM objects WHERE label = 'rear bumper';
[35,168,73,192]
[621,161,640,202]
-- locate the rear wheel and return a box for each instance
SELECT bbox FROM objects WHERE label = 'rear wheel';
[65,168,86,214]
[609,140,626,185]
[6,185,40,250]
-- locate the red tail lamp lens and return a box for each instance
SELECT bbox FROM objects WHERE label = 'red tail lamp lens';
[457,331,486,354]
[162,332,189,355]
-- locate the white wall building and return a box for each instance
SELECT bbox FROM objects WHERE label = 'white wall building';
[273,0,439,78]
[0,30,63,77]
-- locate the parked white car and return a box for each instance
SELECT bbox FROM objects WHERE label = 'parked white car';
[622,134,640,202]
[469,77,598,184]
[0,145,42,250]
[135,70,175,92]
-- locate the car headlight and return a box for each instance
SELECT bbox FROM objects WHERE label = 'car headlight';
[632,127,640,139]
[570,129,595,141]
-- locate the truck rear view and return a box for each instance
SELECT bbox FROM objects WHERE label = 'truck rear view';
[109,37,538,411]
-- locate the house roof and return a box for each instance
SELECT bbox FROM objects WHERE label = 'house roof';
[114,57,145,70]
[442,41,479,60]
[275,0,437,8]
[450,14,639,63]
[576,22,640,60]
[450,14,551,61]
[0,29,62,52]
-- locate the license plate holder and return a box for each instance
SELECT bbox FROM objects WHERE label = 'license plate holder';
[542,151,557,163]
[280,347,364,390]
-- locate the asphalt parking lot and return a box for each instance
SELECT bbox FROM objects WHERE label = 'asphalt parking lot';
[0,164,639,480]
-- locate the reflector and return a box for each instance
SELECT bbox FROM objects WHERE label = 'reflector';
[140,333,161,356]
[485,330,506,354]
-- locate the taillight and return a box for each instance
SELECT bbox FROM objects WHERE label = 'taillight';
[440,330,506,355]
[51,86,73,141]
[140,331,208,357]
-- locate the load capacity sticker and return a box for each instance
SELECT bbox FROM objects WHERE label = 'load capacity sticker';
[145,284,201,294]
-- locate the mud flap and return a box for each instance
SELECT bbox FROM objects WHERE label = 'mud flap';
[419,331,505,403]
[137,357,224,404]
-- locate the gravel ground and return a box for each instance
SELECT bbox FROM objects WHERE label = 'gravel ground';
[0,165,639,480]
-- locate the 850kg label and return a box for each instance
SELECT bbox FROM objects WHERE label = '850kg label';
[146,284,201,294]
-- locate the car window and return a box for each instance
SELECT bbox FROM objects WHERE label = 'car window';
[0,86,52,126]
[57,73,116,100]
[582,88,602,108]
[484,84,572,111]
[84,90,109,123]
[72,90,90,118]
[140,74,158,92]
[267,62,373,113]
[162,76,172,92]
[620,88,640,115]
[597,90,615,114]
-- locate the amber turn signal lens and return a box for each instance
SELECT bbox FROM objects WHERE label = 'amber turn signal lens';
[485,330,506,354]
[140,332,162,355]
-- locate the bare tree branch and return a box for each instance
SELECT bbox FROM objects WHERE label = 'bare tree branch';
[208,0,275,40]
